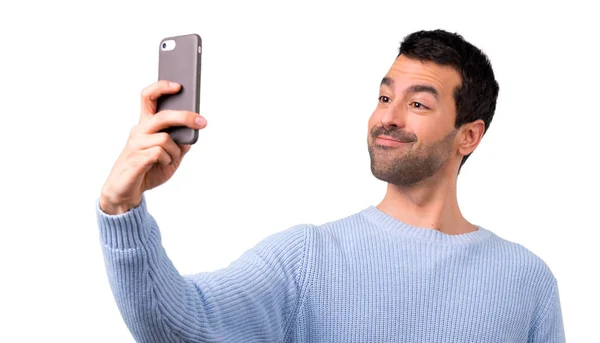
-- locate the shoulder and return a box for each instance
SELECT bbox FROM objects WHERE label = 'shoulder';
[311,208,370,234]
[303,210,370,246]
[251,223,314,254]
[247,210,364,261]
[486,232,558,288]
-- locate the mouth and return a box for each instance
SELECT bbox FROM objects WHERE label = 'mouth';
[375,135,410,147]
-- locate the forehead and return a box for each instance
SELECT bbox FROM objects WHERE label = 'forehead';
[385,55,462,97]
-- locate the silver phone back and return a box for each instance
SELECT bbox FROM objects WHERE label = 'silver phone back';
[157,33,202,144]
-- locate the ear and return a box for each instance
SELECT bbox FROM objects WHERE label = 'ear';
[457,120,485,157]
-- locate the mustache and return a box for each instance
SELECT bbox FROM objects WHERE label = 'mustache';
[372,126,416,143]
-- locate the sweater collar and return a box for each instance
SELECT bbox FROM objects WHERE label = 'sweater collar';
[360,205,493,245]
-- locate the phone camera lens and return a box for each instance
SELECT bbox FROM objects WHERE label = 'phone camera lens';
[162,42,167,49]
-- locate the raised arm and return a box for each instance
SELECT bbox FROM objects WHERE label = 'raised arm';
[97,195,312,342]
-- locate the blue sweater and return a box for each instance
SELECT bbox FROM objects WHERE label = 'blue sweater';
[96,195,565,342]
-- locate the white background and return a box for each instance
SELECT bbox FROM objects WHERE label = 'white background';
[1,0,598,341]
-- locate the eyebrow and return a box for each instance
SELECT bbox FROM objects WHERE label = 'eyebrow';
[380,77,440,101]
[380,76,394,88]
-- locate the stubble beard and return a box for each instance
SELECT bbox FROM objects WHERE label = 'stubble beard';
[368,129,458,186]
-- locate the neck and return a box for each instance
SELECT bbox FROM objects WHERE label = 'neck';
[376,168,476,235]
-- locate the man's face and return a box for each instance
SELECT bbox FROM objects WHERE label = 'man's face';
[368,55,463,186]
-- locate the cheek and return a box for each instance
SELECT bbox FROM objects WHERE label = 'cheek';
[367,112,380,133]
[412,114,449,141]
[368,110,379,125]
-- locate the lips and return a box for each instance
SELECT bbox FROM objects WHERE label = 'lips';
[375,135,411,147]
[377,135,412,143]
[377,135,401,142]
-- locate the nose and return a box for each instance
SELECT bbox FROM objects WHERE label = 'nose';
[380,103,407,130]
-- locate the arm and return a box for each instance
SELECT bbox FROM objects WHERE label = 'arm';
[96,195,312,343]
[528,280,566,343]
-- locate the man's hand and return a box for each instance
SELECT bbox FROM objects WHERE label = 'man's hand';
[99,80,208,215]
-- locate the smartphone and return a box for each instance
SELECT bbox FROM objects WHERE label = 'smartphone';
[157,33,202,145]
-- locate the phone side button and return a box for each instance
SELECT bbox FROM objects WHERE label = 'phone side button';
[198,46,202,54]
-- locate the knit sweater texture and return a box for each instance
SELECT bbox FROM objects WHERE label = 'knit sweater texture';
[96,195,565,342]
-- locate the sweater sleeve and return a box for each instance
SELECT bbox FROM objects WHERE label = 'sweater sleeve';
[96,194,312,343]
[528,279,566,343]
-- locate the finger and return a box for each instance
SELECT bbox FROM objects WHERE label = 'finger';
[140,80,181,118]
[180,144,192,156]
[140,145,172,167]
[141,110,207,134]
[131,132,182,163]
[178,144,192,160]
[129,146,172,175]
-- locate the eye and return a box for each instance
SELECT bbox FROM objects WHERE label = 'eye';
[410,101,429,109]
[378,95,391,103]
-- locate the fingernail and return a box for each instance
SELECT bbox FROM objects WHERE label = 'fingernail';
[196,117,206,126]
[169,81,179,88]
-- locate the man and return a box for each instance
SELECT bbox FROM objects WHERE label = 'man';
[97,29,565,342]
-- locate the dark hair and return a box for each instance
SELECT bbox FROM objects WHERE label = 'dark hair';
[398,30,499,173]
